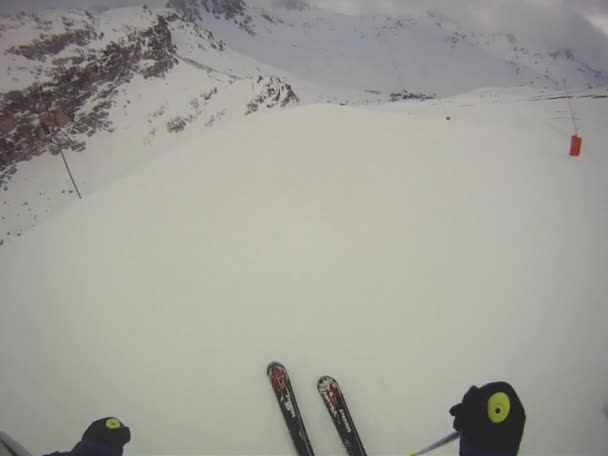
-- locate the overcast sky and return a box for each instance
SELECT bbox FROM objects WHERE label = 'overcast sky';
[1,0,607,71]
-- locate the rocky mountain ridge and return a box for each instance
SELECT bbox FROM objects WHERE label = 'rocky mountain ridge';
[0,1,297,185]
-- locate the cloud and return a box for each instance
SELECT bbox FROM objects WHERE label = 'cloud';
[588,13,608,36]
[0,0,147,13]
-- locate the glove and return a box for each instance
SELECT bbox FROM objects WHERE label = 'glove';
[75,417,131,456]
[450,382,525,456]
[43,417,131,456]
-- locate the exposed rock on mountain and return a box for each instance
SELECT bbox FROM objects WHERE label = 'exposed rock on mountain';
[0,14,179,184]
[7,27,98,61]
[167,0,254,35]
[390,90,435,102]
[246,76,299,115]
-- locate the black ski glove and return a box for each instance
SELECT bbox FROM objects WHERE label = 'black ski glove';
[43,417,131,456]
[450,382,525,456]
[82,417,131,451]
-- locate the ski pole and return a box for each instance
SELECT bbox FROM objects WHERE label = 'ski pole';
[409,431,461,456]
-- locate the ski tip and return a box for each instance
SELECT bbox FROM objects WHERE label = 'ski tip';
[318,375,337,386]
[408,452,416,456]
[267,361,286,375]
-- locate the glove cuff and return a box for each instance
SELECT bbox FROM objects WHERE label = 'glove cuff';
[73,440,124,456]
[460,437,520,456]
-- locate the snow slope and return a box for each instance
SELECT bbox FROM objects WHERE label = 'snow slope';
[0,90,607,456]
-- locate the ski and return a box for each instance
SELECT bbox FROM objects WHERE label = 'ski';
[267,362,316,456]
[318,375,367,456]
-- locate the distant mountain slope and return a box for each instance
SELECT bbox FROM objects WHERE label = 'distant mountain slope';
[204,3,608,95]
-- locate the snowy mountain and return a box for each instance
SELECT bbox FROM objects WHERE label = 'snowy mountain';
[0,0,607,247]
[0,1,607,454]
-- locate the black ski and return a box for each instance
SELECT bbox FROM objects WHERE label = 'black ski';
[318,375,367,456]
[267,362,316,456]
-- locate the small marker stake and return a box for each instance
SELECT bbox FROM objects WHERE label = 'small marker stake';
[570,135,582,157]
[563,79,582,158]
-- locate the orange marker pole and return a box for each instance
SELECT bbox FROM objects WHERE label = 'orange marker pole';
[570,135,582,157]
